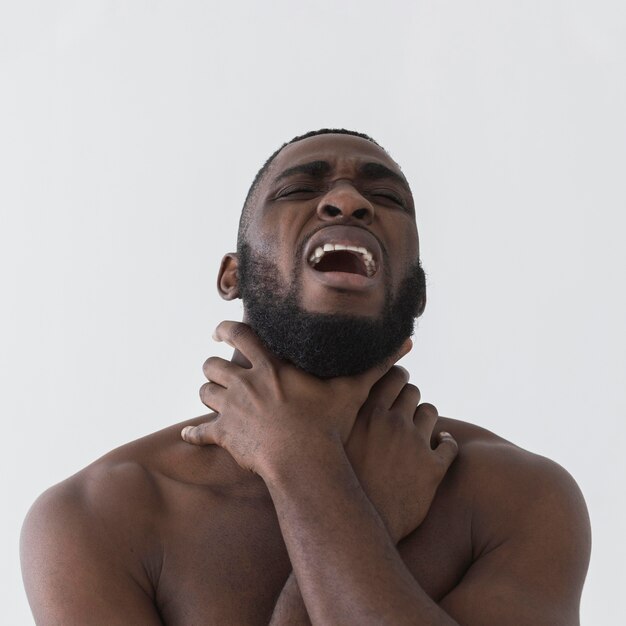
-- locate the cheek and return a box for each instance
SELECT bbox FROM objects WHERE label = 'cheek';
[246,234,298,287]
[253,206,308,246]
[248,225,287,260]
[384,224,419,267]
[251,207,316,265]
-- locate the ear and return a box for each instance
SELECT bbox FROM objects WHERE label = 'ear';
[415,259,427,317]
[416,291,427,317]
[217,253,240,300]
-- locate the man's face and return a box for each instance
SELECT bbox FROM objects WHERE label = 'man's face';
[234,133,425,377]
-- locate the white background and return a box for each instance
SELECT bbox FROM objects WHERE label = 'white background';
[2,1,624,624]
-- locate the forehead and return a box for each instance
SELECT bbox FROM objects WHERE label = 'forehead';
[267,133,404,182]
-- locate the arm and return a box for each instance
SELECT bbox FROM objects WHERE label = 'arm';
[185,322,590,624]
[183,322,458,625]
[267,444,590,626]
[269,572,310,625]
[266,450,590,626]
[269,371,455,625]
[264,438,458,625]
[269,460,590,626]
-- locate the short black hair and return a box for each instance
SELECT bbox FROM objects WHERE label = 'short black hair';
[237,128,382,248]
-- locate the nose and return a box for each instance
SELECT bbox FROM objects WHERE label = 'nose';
[316,182,374,224]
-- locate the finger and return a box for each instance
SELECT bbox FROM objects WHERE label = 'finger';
[412,402,439,436]
[434,431,459,467]
[352,338,413,389]
[362,366,410,411]
[203,356,241,387]
[213,321,273,368]
[199,381,226,413]
[181,415,221,446]
[390,383,422,421]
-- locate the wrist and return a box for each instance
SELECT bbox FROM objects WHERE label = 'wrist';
[260,431,346,488]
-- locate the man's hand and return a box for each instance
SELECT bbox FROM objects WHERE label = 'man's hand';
[346,366,458,542]
[181,320,411,478]
[181,321,464,625]
[183,321,458,542]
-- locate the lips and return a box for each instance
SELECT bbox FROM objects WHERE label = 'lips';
[303,225,382,282]
[309,243,376,277]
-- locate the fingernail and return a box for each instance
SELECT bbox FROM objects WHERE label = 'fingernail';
[439,431,452,438]
[212,330,219,341]
[181,426,194,439]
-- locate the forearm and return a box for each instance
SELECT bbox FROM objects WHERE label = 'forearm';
[264,442,459,626]
[269,571,311,625]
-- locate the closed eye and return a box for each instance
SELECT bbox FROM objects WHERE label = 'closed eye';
[275,185,319,199]
[370,190,407,209]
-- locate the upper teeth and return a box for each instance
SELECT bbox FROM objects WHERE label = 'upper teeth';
[308,244,377,277]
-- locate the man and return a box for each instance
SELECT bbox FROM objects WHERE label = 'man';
[21,129,591,625]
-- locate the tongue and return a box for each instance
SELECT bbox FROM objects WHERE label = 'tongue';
[314,251,367,276]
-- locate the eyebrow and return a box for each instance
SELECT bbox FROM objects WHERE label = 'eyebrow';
[273,159,410,192]
[359,162,410,191]
[273,160,332,182]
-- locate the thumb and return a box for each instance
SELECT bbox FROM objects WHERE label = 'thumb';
[354,338,413,388]
[435,431,459,467]
[181,414,221,446]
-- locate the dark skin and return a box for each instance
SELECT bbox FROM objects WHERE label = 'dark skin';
[21,134,591,625]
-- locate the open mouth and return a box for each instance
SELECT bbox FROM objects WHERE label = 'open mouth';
[308,244,377,278]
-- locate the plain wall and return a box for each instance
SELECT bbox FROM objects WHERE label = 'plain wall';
[1,1,624,623]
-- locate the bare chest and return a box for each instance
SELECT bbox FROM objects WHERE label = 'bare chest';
[151,481,472,626]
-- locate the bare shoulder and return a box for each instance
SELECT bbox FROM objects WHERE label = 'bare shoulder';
[22,420,177,541]
[21,413,221,553]
[436,417,591,625]
[439,416,590,536]
[20,427,171,621]
[20,414,227,624]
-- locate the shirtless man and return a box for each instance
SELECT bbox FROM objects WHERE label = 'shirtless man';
[21,129,591,625]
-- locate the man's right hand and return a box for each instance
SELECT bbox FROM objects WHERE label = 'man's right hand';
[181,321,412,479]
[345,366,458,543]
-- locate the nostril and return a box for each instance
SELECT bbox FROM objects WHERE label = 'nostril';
[324,205,341,217]
[353,208,369,219]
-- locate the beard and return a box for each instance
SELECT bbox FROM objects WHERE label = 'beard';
[236,241,426,378]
